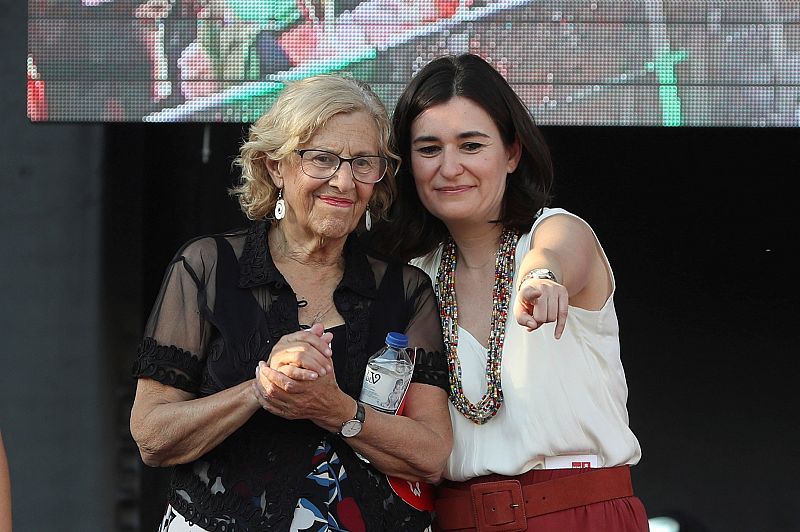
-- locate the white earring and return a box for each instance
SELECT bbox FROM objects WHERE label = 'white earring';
[365,208,372,231]
[274,189,286,220]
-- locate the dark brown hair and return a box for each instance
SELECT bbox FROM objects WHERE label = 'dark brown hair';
[369,53,554,261]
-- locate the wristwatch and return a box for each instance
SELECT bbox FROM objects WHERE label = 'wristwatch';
[518,268,558,291]
[339,401,365,438]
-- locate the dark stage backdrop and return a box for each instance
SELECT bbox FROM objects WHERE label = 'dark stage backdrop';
[106,124,800,532]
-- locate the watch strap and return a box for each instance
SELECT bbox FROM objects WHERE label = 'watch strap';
[353,401,365,423]
[518,268,558,291]
[338,401,365,437]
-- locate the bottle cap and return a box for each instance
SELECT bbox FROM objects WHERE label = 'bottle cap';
[385,332,408,348]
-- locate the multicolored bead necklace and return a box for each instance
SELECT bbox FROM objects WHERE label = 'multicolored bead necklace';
[435,228,520,424]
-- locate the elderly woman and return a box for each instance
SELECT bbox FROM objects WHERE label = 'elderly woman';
[130,74,452,532]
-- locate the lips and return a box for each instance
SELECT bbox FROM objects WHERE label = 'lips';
[435,185,473,193]
[318,195,355,207]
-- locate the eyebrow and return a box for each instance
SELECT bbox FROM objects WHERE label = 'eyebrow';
[412,131,491,143]
[308,147,380,157]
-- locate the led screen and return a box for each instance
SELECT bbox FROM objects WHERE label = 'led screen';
[27,0,800,125]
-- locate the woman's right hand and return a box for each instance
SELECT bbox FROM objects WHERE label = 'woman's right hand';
[253,324,335,413]
[266,323,334,380]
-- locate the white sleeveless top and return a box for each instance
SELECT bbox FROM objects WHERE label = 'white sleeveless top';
[411,208,642,481]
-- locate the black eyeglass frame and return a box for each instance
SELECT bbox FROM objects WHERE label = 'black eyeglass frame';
[294,149,388,184]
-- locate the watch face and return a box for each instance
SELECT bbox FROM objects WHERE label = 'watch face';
[340,419,362,438]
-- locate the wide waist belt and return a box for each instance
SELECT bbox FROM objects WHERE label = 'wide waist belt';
[434,466,634,531]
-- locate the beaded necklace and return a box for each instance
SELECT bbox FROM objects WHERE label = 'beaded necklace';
[435,228,520,424]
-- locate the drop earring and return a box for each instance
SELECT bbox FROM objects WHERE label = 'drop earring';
[274,189,286,220]
[365,207,372,231]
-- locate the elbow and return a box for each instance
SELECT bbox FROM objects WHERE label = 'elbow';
[130,417,170,468]
[133,435,175,468]
[418,442,451,485]
[390,440,449,484]
[411,458,446,485]
[395,461,446,485]
[138,448,165,468]
[421,468,445,485]
[427,455,450,485]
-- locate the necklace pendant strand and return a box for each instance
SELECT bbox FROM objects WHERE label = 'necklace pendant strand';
[298,298,335,328]
[312,301,335,324]
[435,228,520,425]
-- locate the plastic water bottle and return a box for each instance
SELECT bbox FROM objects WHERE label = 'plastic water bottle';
[360,332,414,414]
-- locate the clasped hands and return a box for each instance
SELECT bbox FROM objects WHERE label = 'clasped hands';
[252,323,344,423]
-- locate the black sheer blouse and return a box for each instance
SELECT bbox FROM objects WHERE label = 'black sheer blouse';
[132,221,448,532]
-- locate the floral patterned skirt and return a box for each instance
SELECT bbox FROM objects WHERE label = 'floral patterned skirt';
[158,441,370,532]
[289,441,365,531]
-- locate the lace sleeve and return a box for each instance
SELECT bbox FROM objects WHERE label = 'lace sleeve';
[402,265,449,392]
[131,238,217,393]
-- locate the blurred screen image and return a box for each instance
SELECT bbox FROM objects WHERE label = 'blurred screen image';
[27,0,800,125]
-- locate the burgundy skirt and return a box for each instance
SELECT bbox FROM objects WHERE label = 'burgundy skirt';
[433,466,649,532]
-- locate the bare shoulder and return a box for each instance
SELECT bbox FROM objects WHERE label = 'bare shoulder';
[532,211,598,249]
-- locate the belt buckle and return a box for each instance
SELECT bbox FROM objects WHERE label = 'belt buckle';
[469,480,527,532]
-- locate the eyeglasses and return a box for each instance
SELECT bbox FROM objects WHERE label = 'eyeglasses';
[294,149,388,184]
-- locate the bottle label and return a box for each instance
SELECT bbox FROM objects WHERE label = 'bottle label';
[360,361,412,414]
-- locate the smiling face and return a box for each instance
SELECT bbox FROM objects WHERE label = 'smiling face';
[268,111,379,241]
[410,97,520,230]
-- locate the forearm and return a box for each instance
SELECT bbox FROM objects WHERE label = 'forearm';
[518,247,564,289]
[349,406,451,483]
[519,214,600,297]
[131,379,261,467]
[315,386,451,483]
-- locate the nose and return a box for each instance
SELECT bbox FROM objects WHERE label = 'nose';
[439,147,464,179]
[327,160,357,192]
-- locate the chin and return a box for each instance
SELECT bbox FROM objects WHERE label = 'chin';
[311,218,358,240]
[431,208,475,224]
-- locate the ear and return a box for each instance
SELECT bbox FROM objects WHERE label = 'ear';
[506,137,522,174]
[265,157,285,189]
